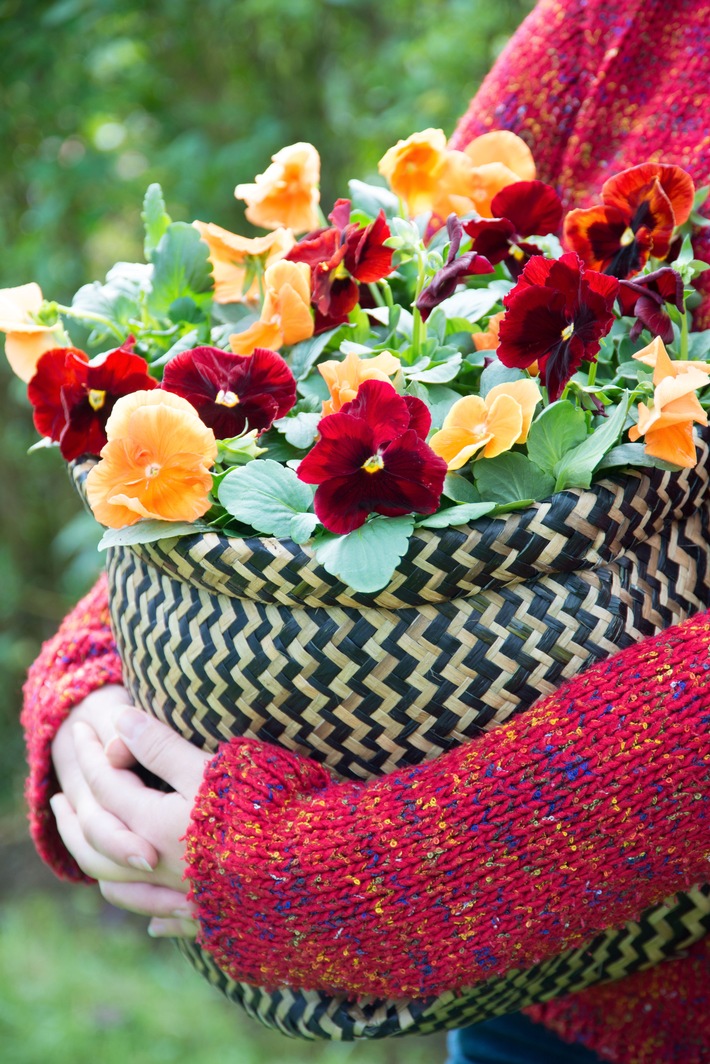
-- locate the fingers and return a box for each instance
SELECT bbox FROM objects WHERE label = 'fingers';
[115,710,210,798]
[73,721,154,828]
[98,880,191,917]
[148,917,199,939]
[50,793,155,881]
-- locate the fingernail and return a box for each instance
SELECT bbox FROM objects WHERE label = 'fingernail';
[104,737,124,759]
[171,907,194,919]
[127,855,155,872]
[116,709,149,742]
[148,919,169,937]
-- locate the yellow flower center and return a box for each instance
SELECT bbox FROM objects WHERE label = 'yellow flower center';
[144,462,162,479]
[509,243,525,262]
[561,323,574,342]
[620,226,635,247]
[362,453,384,474]
[215,389,239,407]
[87,389,106,411]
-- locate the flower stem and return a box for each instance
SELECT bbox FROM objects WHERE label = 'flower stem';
[54,303,125,341]
[368,282,385,308]
[411,251,428,358]
[680,305,690,360]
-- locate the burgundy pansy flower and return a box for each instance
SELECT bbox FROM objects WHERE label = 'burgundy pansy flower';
[464,180,563,278]
[297,378,447,534]
[416,214,493,321]
[563,163,695,279]
[287,198,395,332]
[162,345,296,438]
[497,252,619,401]
[28,339,157,461]
[617,267,684,343]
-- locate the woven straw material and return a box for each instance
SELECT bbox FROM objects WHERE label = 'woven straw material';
[71,435,710,1039]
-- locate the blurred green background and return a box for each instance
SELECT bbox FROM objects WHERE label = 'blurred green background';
[0,1,530,1059]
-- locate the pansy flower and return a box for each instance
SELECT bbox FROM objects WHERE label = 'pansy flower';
[319,349,401,415]
[234,142,321,234]
[628,370,709,467]
[287,199,394,332]
[0,283,66,382]
[85,390,217,528]
[297,379,447,534]
[617,267,684,343]
[464,181,563,279]
[563,163,695,279]
[28,339,157,461]
[632,335,710,385]
[416,215,493,321]
[192,222,295,304]
[429,379,542,467]
[161,345,296,438]
[472,311,505,351]
[497,252,619,401]
[229,260,314,355]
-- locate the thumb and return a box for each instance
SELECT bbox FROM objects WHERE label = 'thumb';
[116,710,211,798]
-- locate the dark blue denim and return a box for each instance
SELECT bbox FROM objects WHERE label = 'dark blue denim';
[446,1013,603,1064]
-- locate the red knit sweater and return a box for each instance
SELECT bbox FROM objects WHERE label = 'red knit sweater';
[21,2,710,1061]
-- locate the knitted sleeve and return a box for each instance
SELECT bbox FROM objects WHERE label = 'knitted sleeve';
[21,572,123,881]
[184,610,710,1001]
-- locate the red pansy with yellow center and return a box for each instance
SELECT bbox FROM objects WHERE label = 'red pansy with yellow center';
[563,163,695,279]
[297,379,447,534]
[28,339,157,461]
[161,345,296,438]
[464,180,563,279]
[497,252,619,401]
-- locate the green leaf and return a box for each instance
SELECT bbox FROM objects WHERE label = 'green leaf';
[71,262,150,336]
[142,183,172,261]
[406,354,462,383]
[98,520,211,551]
[272,411,321,450]
[438,287,502,323]
[348,179,400,220]
[473,452,556,505]
[289,512,320,543]
[425,384,461,428]
[526,402,588,475]
[417,502,495,528]
[217,460,314,538]
[289,327,343,380]
[479,359,526,397]
[553,396,630,491]
[312,515,415,593]
[147,222,213,319]
[442,472,480,503]
[596,442,680,472]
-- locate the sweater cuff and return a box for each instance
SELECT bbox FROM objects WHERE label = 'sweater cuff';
[21,573,122,880]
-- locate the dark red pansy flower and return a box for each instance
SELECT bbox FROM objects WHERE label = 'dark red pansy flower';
[28,339,157,460]
[497,252,619,401]
[287,199,395,333]
[416,214,493,321]
[297,379,446,535]
[563,163,695,280]
[617,267,684,343]
[464,180,563,279]
[162,345,296,438]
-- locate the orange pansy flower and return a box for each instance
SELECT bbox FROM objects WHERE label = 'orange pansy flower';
[628,368,709,467]
[632,335,710,385]
[429,378,542,468]
[229,260,313,355]
[378,129,451,217]
[0,283,65,382]
[472,311,505,351]
[234,142,321,235]
[193,221,295,304]
[459,131,537,219]
[318,349,401,415]
[85,390,218,528]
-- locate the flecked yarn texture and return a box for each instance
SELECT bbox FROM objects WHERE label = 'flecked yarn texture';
[450,0,710,327]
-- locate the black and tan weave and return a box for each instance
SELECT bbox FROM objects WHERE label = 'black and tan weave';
[72,433,710,1039]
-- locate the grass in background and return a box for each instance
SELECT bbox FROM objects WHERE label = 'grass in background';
[0,878,447,1064]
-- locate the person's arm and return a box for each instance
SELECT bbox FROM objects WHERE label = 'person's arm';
[182,609,710,1000]
[21,573,125,880]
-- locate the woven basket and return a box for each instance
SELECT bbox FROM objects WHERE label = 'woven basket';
[72,436,710,1040]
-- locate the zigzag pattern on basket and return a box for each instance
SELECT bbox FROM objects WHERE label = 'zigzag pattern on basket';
[175,883,710,1040]
[70,432,710,1040]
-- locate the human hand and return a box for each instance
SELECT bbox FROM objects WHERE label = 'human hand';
[51,708,211,938]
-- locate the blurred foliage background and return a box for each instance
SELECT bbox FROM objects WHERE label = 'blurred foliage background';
[0,0,530,1058]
